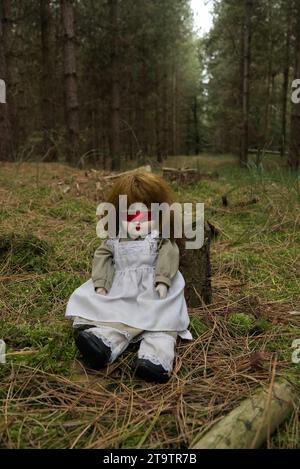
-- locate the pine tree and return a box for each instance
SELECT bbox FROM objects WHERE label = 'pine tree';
[61,0,79,162]
[288,0,300,171]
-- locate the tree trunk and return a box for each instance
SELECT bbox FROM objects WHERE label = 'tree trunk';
[257,0,274,165]
[190,381,297,449]
[262,50,273,158]
[280,3,292,159]
[193,96,201,155]
[0,0,12,160]
[109,0,121,171]
[40,0,55,159]
[61,0,79,163]
[240,0,253,167]
[162,71,169,158]
[155,72,163,163]
[171,68,177,156]
[179,222,212,307]
[288,1,300,171]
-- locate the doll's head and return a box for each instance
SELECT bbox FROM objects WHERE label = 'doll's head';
[106,172,176,239]
[121,201,154,239]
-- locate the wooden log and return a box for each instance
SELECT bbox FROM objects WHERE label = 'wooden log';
[179,222,212,306]
[248,148,281,155]
[162,167,218,185]
[163,167,200,185]
[190,381,297,449]
[104,165,152,180]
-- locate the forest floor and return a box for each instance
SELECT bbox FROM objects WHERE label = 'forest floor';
[0,154,300,449]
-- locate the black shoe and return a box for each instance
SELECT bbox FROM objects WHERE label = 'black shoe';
[134,358,170,383]
[75,330,111,370]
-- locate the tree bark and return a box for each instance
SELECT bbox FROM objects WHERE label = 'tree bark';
[240,0,253,167]
[190,381,297,449]
[0,0,12,160]
[288,1,300,171]
[260,3,273,163]
[280,3,292,159]
[40,0,54,158]
[171,67,177,156]
[155,72,163,163]
[193,96,201,155]
[61,0,79,163]
[109,0,121,171]
[162,71,169,158]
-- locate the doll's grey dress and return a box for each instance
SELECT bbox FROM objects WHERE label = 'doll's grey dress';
[65,234,192,340]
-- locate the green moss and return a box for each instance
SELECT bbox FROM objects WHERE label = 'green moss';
[227,313,256,336]
[253,318,272,333]
[190,316,209,336]
[266,337,295,361]
[5,271,82,321]
[264,325,300,365]
[0,320,76,374]
[38,271,82,299]
[0,233,53,273]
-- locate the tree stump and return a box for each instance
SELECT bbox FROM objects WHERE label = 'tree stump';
[179,222,212,307]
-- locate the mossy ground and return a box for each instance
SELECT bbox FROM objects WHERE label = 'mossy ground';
[0,155,299,448]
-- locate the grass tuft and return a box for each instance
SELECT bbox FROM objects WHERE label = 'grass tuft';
[0,233,53,273]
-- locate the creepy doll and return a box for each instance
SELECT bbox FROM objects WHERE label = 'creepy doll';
[65,172,192,383]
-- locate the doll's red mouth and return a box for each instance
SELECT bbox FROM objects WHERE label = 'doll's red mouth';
[136,226,141,231]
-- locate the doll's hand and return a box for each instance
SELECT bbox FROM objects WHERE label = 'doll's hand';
[155,283,168,299]
[96,287,107,295]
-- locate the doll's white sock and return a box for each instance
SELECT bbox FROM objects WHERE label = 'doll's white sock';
[138,332,177,372]
[87,326,133,363]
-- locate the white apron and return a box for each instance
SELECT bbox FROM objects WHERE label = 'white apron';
[65,235,192,340]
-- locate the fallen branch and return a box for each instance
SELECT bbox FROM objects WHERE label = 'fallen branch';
[248,148,281,155]
[104,165,152,180]
[190,381,298,449]
[162,167,218,184]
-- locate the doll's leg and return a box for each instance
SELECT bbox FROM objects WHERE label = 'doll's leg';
[135,332,177,383]
[75,322,142,370]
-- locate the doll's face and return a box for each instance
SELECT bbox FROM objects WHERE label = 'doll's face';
[120,203,156,239]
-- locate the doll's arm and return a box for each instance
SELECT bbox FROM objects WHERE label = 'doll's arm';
[92,240,114,293]
[155,239,179,293]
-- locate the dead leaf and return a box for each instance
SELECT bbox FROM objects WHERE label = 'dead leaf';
[62,185,70,194]
[249,351,268,370]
